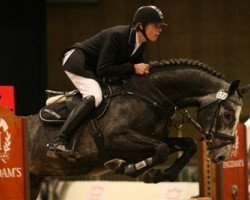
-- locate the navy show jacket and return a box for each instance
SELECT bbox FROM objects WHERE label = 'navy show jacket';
[63,25,146,79]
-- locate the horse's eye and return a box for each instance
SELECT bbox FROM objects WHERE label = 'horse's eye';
[224,112,231,120]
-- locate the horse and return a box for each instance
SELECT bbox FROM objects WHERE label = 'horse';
[25,59,249,200]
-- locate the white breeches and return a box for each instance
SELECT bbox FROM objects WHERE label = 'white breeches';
[62,49,102,107]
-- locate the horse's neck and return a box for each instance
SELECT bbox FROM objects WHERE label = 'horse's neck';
[151,68,229,108]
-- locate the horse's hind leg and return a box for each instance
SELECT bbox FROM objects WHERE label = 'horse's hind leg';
[29,173,45,200]
[105,129,169,178]
[143,137,197,183]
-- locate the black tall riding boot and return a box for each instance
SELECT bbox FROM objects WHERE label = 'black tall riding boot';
[47,95,95,157]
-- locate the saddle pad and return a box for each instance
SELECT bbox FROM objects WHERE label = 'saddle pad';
[39,84,113,123]
[39,102,70,123]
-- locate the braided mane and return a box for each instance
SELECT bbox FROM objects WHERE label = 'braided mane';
[149,58,225,80]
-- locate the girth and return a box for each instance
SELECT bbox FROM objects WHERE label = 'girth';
[87,117,112,163]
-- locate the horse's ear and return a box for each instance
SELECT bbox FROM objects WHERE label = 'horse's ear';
[228,80,240,95]
[238,83,250,97]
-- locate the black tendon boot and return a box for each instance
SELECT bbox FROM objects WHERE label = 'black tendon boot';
[47,95,95,157]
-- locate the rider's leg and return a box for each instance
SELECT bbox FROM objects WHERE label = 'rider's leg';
[51,95,95,151]
[47,48,102,156]
[48,73,102,155]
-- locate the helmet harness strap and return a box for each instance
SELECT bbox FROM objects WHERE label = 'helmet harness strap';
[135,22,149,41]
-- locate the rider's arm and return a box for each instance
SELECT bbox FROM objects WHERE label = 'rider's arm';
[96,31,148,78]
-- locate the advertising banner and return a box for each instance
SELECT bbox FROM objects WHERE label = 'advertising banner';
[219,124,248,199]
[0,106,28,200]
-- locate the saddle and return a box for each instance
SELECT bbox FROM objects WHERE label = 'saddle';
[39,84,112,124]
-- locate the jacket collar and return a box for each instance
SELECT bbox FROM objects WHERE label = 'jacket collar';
[127,27,146,58]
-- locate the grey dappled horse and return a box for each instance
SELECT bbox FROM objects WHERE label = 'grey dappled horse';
[25,59,249,200]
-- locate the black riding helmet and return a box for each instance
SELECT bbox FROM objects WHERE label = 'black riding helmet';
[132,6,167,40]
[133,5,167,25]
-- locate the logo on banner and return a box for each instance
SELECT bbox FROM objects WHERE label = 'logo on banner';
[0,118,11,164]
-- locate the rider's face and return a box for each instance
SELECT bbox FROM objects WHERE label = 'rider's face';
[145,23,162,41]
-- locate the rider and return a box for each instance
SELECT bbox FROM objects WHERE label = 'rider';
[47,5,167,157]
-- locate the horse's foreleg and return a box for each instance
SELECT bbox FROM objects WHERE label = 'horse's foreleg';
[163,137,197,181]
[143,137,197,183]
[105,130,169,178]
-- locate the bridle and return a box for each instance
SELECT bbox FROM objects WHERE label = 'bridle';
[176,91,242,150]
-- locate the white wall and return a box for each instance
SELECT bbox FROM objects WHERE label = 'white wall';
[58,181,199,200]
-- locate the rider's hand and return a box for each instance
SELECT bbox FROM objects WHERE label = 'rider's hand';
[134,63,149,75]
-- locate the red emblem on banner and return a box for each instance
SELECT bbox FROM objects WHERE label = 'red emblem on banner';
[0,86,15,113]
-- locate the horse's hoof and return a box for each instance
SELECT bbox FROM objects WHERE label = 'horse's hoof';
[142,169,162,183]
[163,168,178,182]
[46,150,58,158]
[104,158,126,171]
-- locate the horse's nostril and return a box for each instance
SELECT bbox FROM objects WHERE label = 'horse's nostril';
[216,155,225,162]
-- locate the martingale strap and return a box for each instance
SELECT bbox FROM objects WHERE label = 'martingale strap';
[104,80,175,117]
